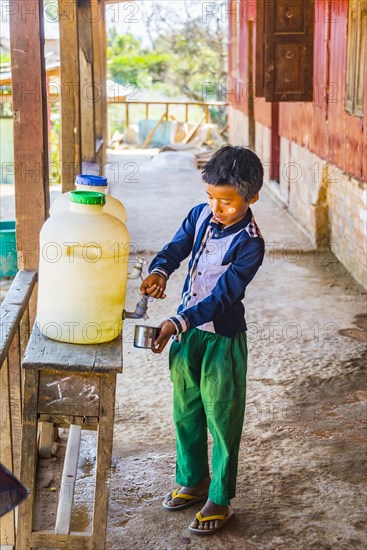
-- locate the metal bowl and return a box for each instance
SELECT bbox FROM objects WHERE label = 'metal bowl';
[134,325,161,349]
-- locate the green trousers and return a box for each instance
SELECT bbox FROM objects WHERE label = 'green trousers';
[168,328,248,506]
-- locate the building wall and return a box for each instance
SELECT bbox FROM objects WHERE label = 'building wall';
[228,0,367,288]
[0,118,14,184]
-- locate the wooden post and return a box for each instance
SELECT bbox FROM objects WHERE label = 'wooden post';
[92,375,116,549]
[92,0,107,175]
[146,103,149,119]
[9,0,50,279]
[125,102,129,128]
[15,370,39,550]
[0,358,15,547]
[204,104,210,123]
[185,103,189,122]
[59,0,82,192]
[78,0,96,162]
[7,333,22,477]
[248,19,255,150]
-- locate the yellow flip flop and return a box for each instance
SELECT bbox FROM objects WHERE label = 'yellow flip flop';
[162,487,208,511]
[188,509,235,535]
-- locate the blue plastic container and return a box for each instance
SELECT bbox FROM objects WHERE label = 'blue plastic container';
[0,221,18,278]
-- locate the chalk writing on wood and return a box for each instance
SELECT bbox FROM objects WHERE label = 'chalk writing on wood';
[39,371,101,416]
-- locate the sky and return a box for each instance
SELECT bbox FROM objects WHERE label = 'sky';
[0,1,227,44]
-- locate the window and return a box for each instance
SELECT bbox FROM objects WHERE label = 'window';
[255,0,314,102]
[345,0,367,117]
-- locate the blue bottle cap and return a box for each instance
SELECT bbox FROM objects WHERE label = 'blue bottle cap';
[75,174,108,186]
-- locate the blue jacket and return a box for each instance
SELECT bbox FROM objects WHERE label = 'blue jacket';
[149,203,265,338]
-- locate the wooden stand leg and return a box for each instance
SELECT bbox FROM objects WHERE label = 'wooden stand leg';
[91,375,116,550]
[38,422,56,458]
[0,358,15,548]
[16,369,39,550]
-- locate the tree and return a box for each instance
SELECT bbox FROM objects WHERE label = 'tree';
[108,33,171,89]
[107,0,228,101]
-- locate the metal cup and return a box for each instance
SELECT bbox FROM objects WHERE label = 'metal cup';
[134,325,161,350]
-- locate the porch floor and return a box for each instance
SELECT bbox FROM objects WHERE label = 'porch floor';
[2,150,366,548]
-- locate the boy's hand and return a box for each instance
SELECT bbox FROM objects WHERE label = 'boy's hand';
[152,320,177,353]
[140,273,167,299]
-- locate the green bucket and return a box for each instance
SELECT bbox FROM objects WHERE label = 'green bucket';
[0,221,18,278]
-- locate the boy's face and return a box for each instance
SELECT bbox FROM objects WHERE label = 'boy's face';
[206,184,259,227]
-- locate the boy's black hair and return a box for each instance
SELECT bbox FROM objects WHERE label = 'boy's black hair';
[201,145,263,202]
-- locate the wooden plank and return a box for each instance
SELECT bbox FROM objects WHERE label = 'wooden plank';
[0,271,37,364]
[9,0,50,273]
[7,332,22,477]
[59,0,82,191]
[38,421,55,459]
[248,19,255,150]
[15,369,38,550]
[2,271,37,308]
[31,531,92,549]
[204,104,209,123]
[0,305,22,366]
[0,358,15,547]
[38,414,98,429]
[19,306,30,404]
[92,374,116,550]
[92,0,107,175]
[55,425,82,535]
[78,0,96,162]
[22,325,123,374]
[255,0,265,97]
[19,305,30,366]
[38,370,101,417]
[182,115,206,144]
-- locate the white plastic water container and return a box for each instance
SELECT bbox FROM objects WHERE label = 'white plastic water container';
[50,175,127,223]
[37,191,130,344]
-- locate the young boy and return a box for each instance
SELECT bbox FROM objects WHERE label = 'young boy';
[140,145,265,535]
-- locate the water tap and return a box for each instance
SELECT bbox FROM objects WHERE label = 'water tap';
[128,256,145,280]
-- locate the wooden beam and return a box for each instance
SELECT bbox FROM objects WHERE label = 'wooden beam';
[78,0,96,162]
[30,531,92,549]
[92,0,107,175]
[7,332,22,477]
[55,425,82,535]
[92,375,116,549]
[15,369,39,550]
[9,0,50,272]
[0,271,37,365]
[182,115,206,144]
[0,358,15,547]
[59,0,82,192]
[38,422,55,458]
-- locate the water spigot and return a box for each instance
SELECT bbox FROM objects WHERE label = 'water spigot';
[123,294,151,320]
[128,257,146,280]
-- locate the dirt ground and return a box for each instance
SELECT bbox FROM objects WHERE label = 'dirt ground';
[2,151,366,549]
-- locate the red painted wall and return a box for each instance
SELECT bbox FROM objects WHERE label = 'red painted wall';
[228,0,366,180]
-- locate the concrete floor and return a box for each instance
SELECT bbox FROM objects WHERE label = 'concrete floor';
[2,151,367,549]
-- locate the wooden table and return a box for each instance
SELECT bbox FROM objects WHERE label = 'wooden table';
[16,324,123,550]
